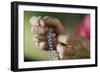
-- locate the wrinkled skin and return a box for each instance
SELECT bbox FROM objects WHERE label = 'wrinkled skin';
[30,16,90,60]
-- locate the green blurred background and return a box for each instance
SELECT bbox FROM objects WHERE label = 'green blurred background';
[24,11,85,62]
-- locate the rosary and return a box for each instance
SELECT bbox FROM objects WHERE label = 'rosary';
[47,27,60,60]
[38,17,60,60]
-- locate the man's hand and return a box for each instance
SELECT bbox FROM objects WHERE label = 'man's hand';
[30,16,90,60]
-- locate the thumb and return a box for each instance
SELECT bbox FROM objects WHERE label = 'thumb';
[57,44,67,60]
[57,35,76,59]
[57,34,68,45]
[57,35,68,59]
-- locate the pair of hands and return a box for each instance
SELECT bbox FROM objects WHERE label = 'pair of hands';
[30,16,90,60]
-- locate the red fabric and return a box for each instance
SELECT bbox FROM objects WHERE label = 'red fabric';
[75,15,90,40]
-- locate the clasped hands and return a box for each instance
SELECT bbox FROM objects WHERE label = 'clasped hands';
[30,16,90,60]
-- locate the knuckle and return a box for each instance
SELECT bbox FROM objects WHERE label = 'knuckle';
[39,41,48,50]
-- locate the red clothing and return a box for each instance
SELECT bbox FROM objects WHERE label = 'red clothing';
[75,15,90,40]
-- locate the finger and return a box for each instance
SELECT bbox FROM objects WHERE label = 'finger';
[33,40,48,50]
[39,41,48,50]
[52,38,57,50]
[51,33,56,39]
[33,35,57,50]
[43,16,57,27]
[37,38,57,50]
[33,32,56,42]
[57,34,68,45]
[31,26,48,35]
[30,16,39,26]
[38,26,48,35]
[30,16,46,27]
[56,44,66,59]
[57,44,76,59]
[31,26,38,34]
[33,34,48,42]
[43,16,66,35]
